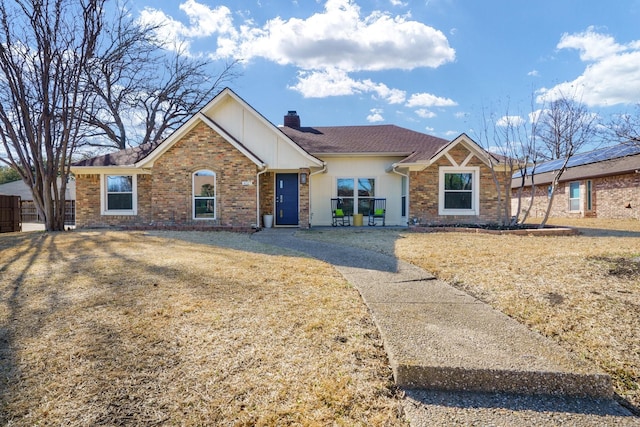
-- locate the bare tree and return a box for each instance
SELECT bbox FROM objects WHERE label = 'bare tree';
[607,103,640,145]
[475,104,519,226]
[0,0,103,231]
[475,98,540,226]
[0,1,240,231]
[535,94,600,228]
[83,7,240,150]
[513,97,542,224]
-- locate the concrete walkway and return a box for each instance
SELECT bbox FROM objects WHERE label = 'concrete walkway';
[251,228,637,425]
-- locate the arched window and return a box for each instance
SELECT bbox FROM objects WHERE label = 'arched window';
[193,170,216,220]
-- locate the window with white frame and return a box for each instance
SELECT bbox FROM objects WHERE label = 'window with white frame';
[337,177,375,215]
[193,170,216,219]
[569,181,580,211]
[103,175,137,215]
[438,167,479,215]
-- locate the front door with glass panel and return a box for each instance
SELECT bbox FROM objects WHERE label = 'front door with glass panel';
[275,173,299,225]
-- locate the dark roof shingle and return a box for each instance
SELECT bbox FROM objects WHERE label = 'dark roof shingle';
[279,124,448,160]
[74,124,451,168]
[72,141,162,167]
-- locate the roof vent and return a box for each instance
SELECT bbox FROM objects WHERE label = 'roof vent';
[284,110,300,129]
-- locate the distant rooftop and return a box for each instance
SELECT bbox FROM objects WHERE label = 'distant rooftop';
[518,143,640,177]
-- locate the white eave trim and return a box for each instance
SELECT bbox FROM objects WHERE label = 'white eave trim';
[390,162,429,172]
[315,152,413,158]
[70,166,151,175]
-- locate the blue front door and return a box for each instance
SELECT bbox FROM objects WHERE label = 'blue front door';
[275,173,299,226]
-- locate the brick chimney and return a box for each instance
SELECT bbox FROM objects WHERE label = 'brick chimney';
[284,110,300,129]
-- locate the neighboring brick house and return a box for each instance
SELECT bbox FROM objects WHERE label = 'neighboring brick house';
[71,88,508,229]
[511,143,640,220]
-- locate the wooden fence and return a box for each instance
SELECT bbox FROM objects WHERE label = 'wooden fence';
[0,195,21,233]
[20,200,76,226]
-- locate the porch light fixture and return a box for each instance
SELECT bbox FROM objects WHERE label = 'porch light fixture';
[300,172,307,184]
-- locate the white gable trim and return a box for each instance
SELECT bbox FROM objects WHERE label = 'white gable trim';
[135,87,323,170]
[430,133,492,167]
[461,152,476,167]
[135,112,265,169]
[205,88,323,168]
[197,112,265,167]
[444,152,457,166]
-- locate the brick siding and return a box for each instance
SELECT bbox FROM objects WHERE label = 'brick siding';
[409,145,510,225]
[511,172,640,220]
[76,122,269,229]
[298,168,310,229]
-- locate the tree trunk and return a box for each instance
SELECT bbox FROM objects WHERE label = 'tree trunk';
[539,183,556,228]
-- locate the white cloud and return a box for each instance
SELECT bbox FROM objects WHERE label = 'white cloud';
[373,84,407,104]
[529,109,543,124]
[289,68,406,104]
[557,26,624,61]
[139,1,455,103]
[138,1,235,51]
[538,28,640,107]
[527,69,539,77]
[495,115,525,127]
[415,108,436,118]
[406,92,457,107]
[228,0,454,72]
[444,130,459,137]
[367,108,385,122]
[389,0,408,6]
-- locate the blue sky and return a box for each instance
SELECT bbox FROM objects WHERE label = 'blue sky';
[131,0,640,140]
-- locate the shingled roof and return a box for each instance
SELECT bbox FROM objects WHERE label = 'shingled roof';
[512,142,640,187]
[72,140,162,167]
[279,124,449,162]
[73,124,453,168]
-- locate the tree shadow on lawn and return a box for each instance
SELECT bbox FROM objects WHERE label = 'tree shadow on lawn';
[0,230,407,425]
[255,227,404,273]
[0,231,237,424]
[0,233,50,422]
[147,227,405,274]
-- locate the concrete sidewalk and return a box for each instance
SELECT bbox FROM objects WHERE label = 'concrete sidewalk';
[251,228,637,425]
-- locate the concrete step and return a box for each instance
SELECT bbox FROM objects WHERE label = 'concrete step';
[343,261,613,398]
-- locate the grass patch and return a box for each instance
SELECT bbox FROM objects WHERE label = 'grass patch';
[0,231,406,425]
[299,218,640,413]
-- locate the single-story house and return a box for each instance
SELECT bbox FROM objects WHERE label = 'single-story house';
[71,88,508,229]
[511,143,640,220]
[0,177,76,223]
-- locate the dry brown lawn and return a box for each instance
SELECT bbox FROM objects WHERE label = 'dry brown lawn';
[0,231,406,426]
[299,218,640,414]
